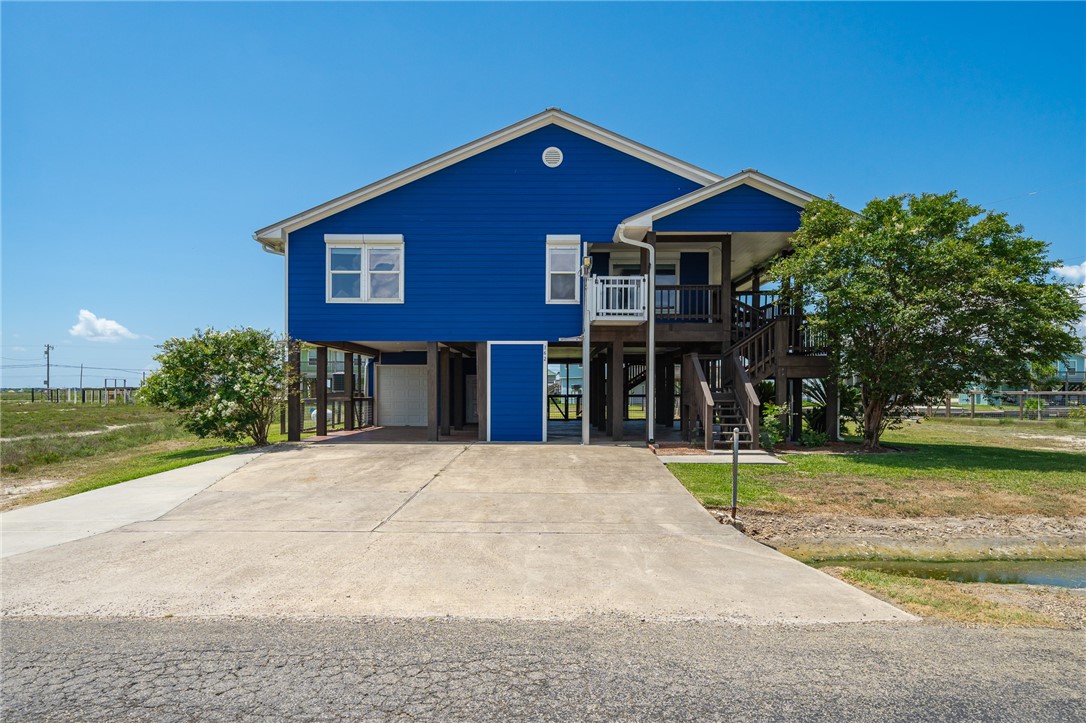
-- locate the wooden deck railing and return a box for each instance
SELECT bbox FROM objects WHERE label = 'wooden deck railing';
[655,285,721,323]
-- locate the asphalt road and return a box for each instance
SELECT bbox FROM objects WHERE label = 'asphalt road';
[3,617,1082,722]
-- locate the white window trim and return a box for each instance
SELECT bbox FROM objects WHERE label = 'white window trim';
[545,234,581,305]
[325,234,405,304]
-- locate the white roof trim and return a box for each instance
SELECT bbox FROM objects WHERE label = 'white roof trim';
[253,109,722,254]
[620,170,817,239]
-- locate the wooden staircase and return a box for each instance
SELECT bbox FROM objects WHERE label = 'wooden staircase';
[683,308,821,451]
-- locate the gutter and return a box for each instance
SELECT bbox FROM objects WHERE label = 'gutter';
[613,223,656,445]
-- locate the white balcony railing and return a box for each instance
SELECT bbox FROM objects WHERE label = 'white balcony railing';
[589,275,648,323]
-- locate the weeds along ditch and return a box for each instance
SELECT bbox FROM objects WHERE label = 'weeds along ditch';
[1,416,193,475]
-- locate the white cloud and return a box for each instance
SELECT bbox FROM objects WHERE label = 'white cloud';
[12,346,26,353]
[68,309,139,343]
[1055,261,1086,284]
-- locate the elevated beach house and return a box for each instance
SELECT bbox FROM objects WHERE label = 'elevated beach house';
[254,109,833,447]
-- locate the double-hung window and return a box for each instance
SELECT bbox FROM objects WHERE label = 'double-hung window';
[325,234,404,303]
[546,235,581,304]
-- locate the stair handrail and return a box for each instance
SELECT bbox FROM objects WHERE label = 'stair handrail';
[682,353,716,451]
[733,317,779,385]
[731,355,761,449]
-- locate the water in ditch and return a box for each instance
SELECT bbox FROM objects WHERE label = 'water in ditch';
[816,559,1086,588]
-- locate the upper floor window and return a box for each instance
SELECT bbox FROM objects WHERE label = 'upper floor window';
[325,234,404,303]
[546,235,581,304]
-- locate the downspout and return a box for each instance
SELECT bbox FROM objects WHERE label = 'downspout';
[614,223,655,445]
[581,249,592,445]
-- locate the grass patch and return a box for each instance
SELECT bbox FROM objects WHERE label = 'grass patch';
[664,463,788,508]
[0,399,176,438]
[667,418,1086,517]
[830,566,1065,627]
[1,399,299,511]
[1,417,194,474]
[13,443,238,508]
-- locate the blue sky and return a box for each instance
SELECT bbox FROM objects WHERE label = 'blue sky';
[2,1,1083,387]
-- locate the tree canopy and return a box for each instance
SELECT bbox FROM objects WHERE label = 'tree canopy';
[770,192,1083,449]
[139,327,293,446]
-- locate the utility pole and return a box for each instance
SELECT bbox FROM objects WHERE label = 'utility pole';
[79,363,84,389]
[43,344,54,389]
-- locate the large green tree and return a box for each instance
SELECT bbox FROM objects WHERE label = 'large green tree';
[770,192,1083,450]
[140,328,294,446]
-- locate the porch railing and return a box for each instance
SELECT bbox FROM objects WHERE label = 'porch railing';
[656,285,721,323]
[589,275,648,322]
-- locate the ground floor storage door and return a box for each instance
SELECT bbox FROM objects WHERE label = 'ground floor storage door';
[376,365,427,427]
[487,342,547,442]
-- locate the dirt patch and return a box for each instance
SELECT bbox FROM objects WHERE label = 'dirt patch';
[1011,433,1086,451]
[965,582,1086,629]
[715,510,1086,562]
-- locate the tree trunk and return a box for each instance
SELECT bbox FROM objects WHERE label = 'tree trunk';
[861,395,887,450]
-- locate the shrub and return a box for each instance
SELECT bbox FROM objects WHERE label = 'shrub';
[800,429,829,448]
[760,402,784,448]
[139,328,295,446]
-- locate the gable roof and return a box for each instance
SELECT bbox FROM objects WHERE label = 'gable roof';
[616,169,817,240]
[253,108,723,254]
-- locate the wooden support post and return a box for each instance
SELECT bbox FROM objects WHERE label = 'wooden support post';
[825,376,840,441]
[427,342,440,441]
[452,352,464,430]
[315,346,328,437]
[945,393,951,419]
[721,236,733,350]
[611,341,625,441]
[344,352,355,430]
[775,374,789,439]
[605,345,615,436]
[592,351,606,431]
[751,270,761,318]
[439,347,451,436]
[476,342,488,441]
[654,358,668,426]
[789,377,804,442]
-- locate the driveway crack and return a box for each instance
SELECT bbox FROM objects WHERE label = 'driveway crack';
[372,445,471,532]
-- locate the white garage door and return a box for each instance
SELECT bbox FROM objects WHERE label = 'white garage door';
[376,365,427,427]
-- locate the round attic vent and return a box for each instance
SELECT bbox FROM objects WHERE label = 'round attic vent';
[542,146,564,168]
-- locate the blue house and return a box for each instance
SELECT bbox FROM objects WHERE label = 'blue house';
[254,109,833,446]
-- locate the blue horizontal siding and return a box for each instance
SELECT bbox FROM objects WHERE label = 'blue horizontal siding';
[655,184,803,233]
[287,125,700,342]
[489,343,545,442]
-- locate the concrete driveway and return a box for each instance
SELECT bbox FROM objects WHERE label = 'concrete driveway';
[1,443,911,623]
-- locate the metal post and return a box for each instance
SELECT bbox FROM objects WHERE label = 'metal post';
[731,427,740,521]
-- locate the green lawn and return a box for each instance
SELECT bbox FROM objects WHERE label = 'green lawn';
[668,417,1086,517]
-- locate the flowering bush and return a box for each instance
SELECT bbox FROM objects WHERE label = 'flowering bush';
[139,328,294,446]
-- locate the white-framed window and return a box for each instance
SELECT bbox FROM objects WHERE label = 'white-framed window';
[324,234,404,303]
[546,234,581,304]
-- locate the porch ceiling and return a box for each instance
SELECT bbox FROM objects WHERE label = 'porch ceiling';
[588,231,791,281]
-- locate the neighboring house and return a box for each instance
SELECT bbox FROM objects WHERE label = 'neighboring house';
[957,352,1086,405]
[254,109,833,446]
